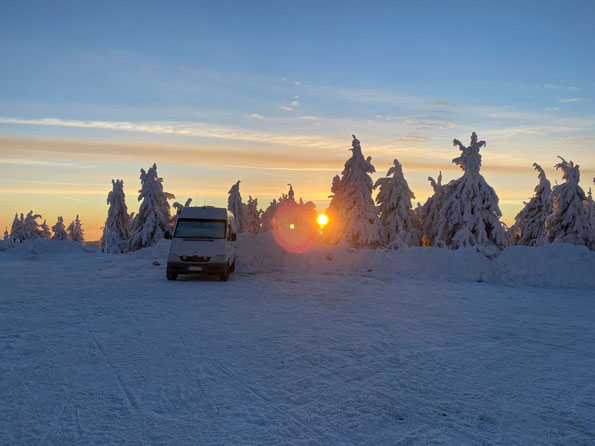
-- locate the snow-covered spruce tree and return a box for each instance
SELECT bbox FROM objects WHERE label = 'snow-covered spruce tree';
[508,163,552,246]
[172,198,192,215]
[128,212,136,235]
[374,159,421,248]
[260,199,277,232]
[260,184,296,232]
[334,135,382,248]
[52,216,68,240]
[101,179,131,253]
[227,180,245,232]
[321,175,344,244]
[23,211,43,239]
[40,220,52,239]
[587,186,595,249]
[418,172,448,246]
[127,164,175,251]
[435,132,508,249]
[9,213,22,243]
[243,196,261,234]
[545,157,592,247]
[10,213,31,242]
[67,215,84,243]
[171,197,192,228]
[3,227,8,241]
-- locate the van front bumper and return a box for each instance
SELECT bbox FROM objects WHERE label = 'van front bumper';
[167,261,227,275]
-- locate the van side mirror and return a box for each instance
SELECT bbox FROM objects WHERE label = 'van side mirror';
[164,233,171,240]
[230,233,237,241]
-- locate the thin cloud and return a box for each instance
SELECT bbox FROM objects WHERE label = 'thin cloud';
[560,98,582,103]
[426,100,456,106]
[294,81,301,85]
[542,84,582,91]
[300,116,319,120]
[62,196,89,203]
[291,101,299,107]
[0,116,349,150]
[280,106,294,111]
[0,158,95,168]
[247,113,265,119]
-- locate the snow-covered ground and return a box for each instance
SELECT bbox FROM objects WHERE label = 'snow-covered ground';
[1,239,594,445]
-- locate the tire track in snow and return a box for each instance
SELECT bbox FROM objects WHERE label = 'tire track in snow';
[206,359,337,445]
[302,357,486,445]
[88,328,139,413]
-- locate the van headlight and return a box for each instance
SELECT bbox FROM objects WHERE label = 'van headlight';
[168,253,180,261]
[211,254,225,262]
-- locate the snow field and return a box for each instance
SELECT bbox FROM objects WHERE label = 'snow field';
[1,238,594,444]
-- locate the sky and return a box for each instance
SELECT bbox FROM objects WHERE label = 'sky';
[1,0,594,240]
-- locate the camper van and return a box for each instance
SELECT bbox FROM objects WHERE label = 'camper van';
[166,207,237,281]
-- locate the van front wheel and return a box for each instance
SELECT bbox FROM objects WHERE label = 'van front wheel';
[167,272,178,281]
[220,265,230,281]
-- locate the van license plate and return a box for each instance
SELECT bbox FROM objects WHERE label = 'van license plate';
[189,266,202,272]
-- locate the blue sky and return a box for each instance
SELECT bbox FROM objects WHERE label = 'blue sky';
[1,0,594,239]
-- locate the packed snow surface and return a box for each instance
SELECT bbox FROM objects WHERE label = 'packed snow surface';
[1,238,594,445]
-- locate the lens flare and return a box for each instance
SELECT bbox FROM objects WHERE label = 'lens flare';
[317,214,329,226]
[271,201,317,253]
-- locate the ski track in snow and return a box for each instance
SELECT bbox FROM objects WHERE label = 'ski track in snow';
[1,250,594,445]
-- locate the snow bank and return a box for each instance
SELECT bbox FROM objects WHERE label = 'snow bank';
[493,243,595,288]
[2,236,594,288]
[236,233,595,288]
[0,238,100,257]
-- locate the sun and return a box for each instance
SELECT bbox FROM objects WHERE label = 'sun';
[317,213,329,226]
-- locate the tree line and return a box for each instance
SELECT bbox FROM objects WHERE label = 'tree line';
[4,213,84,244]
[5,132,594,252]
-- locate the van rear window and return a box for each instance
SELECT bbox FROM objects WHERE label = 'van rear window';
[174,219,226,239]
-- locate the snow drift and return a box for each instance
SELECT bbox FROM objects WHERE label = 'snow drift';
[236,232,595,289]
[2,235,594,288]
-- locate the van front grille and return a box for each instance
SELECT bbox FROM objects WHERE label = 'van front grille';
[181,255,211,263]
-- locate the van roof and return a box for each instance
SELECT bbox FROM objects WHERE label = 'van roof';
[177,206,230,220]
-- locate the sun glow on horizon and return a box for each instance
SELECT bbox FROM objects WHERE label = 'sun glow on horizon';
[317,213,329,227]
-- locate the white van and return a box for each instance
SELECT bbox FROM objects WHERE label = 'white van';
[166,207,237,281]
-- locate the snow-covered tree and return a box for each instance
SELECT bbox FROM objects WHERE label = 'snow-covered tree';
[127,164,175,251]
[418,172,448,246]
[52,216,68,240]
[587,186,595,249]
[40,220,51,239]
[172,198,192,215]
[260,198,278,232]
[331,135,382,248]
[128,212,136,235]
[23,211,44,239]
[435,132,508,249]
[101,179,131,253]
[545,157,592,247]
[508,163,552,246]
[3,227,8,241]
[67,215,84,243]
[243,196,261,234]
[9,213,23,243]
[227,180,245,232]
[11,213,31,243]
[171,197,193,229]
[320,175,344,243]
[284,184,295,203]
[260,184,298,232]
[374,159,421,248]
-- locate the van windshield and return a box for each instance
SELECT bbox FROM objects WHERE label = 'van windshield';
[174,219,226,239]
